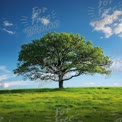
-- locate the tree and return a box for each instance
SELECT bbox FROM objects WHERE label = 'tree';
[14,32,112,88]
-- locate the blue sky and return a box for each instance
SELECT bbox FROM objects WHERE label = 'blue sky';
[0,0,122,89]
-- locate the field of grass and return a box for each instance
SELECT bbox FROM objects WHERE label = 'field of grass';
[0,87,122,122]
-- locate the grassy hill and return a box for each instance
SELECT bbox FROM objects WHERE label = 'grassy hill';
[0,87,122,122]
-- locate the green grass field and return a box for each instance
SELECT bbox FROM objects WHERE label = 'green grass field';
[0,87,122,122]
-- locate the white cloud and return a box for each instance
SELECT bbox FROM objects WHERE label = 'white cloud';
[0,66,38,89]
[118,34,122,38]
[0,75,11,81]
[0,66,15,82]
[90,9,122,38]
[114,23,122,34]
[0,20,16,35]
[3,21,13,27]
[40,17,50,25]
[3,28,15,35]
[110,58,122,72]
[1,83,9,88]
[0,74,15,82]
[0,66,10,73]
[0,80,35,89]
[101,8,111,18]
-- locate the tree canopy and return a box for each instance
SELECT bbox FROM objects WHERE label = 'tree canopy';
[14,32,112,88]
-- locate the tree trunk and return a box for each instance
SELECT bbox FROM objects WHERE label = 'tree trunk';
[59,80,63,89]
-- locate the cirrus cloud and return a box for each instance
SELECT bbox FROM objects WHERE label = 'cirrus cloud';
[3,28,15,35]
[0,65,15,82]
[0,66,10,73]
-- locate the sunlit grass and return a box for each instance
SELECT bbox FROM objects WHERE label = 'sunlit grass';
[0,87,122,122]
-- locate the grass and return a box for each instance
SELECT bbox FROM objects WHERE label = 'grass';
[0,87,122,122]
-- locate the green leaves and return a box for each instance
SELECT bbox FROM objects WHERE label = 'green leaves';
[14,32,112,83]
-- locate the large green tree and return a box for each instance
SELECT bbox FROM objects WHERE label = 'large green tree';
[14,32,112,88]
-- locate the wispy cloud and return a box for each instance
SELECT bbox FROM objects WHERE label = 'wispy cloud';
[3,21,13,27]
[0,75,12,81]
[1,20,16,35]
[0,80,37,89]
[3,28,15,35]
[0,74,15,82]
[0,65,38,89]
[0,81,28,88]
[0,65,36,89]
[110,58,122,73]
[90,9,122,38]
[0,66,10,73]
[114,23,122,37]
[0,65,15,82]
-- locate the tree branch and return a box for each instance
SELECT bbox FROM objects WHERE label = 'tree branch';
[63,71,86,81]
